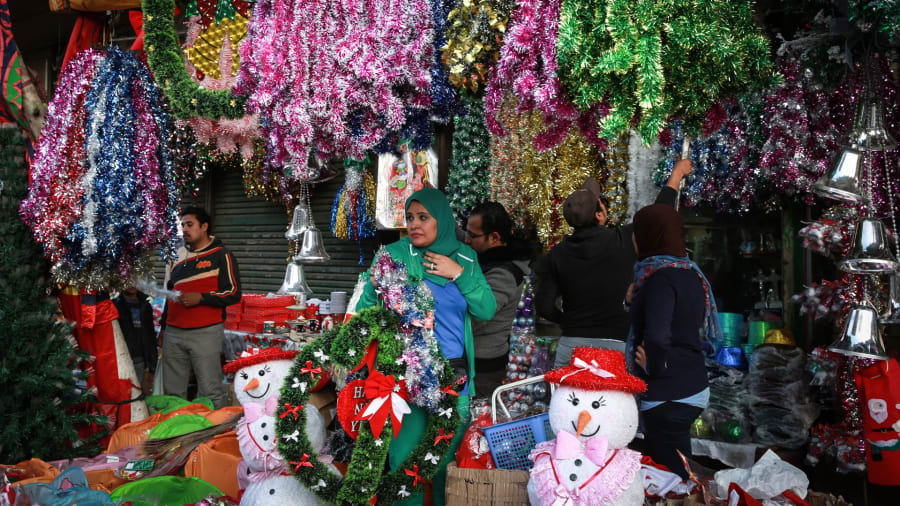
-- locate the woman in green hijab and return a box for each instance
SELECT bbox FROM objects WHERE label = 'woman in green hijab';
[355,188,497,505]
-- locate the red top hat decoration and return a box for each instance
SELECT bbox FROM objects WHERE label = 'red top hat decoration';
[544,347,647,394]
[223,347,300,374]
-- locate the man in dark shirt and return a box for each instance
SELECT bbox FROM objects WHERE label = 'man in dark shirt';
[536,160,691,367]
[113,286,157,389]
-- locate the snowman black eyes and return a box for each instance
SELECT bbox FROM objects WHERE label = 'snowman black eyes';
[567,392,579,406]
[591,397,607,409]
[258,364,272,377]
[269,489,275,495]
[239,371,248,380]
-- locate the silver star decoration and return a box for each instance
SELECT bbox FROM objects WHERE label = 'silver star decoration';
[348,348,357,357]
[375,439,384,447]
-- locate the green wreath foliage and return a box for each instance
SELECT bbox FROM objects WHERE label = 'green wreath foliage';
[142,0,246,119]
[276,307,461,505]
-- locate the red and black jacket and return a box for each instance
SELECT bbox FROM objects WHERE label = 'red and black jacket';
[164,237,241,329]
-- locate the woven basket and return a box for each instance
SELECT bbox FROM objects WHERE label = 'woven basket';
[445,462,530,506]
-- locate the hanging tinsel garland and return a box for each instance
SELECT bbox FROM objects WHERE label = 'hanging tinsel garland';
[489,94,602,248]
[446,96,492,222]
[20,49,106,265]
[443,0,515,96]
[430,0,459,124]
[849,0,900,45]
[277,253,461,505]
[331,157,377,264]
[142,0,246,119]
[21,47,179,291]
[601,134,629,226]
[555,0,773,142]
[483,0,604,152]
[234,0,434,190]
[757,52,841,203]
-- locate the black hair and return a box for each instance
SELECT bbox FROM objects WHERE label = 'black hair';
[181,206,212,231]
[469,201,513,244]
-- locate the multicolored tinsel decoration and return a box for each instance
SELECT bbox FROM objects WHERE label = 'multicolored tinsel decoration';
[331,157,377,264]
[483,0,604,152]
[446,96,492,222]
[234,0,434,193]
[20,47,179,291]
[488,94,602,248]
[758,52,841,203]
[555,0,773,142]
[443,0,515,96]
[185,0,253,27]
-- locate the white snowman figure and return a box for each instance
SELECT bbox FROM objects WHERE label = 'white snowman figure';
[528,347,647,506]
[225,347,300,406]
[240,474,329,506]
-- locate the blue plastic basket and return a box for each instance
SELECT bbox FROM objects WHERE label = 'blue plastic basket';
[482,412,552,470]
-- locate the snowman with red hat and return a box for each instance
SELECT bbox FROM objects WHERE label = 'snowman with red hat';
[528,347,647,506]
[224,347,330,501]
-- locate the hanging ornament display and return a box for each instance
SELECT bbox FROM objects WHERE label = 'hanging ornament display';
[446,96,492,222]
[143,0,246,119]
[488,94,602,247]
[374,143,439,229]
[758,52,841,202]
[20,47,179,291]
[180,28,260,160]
[483,0,604,152]
[555,0,772,142]
[601,134,629,225]
[443,0,515,96]
[331,157,377,264]
[183,1,252,79]
[234,0,434,186]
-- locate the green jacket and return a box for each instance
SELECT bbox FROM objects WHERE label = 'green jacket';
[355,239,497,396]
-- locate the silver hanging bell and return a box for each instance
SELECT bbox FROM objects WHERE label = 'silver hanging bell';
[813,148,864,203]
[277,259,312,295]
[852,98,898,152]
[828,304,888,360]
[839,217,899,273]
[294,226,331,262]
[285,204,312,241]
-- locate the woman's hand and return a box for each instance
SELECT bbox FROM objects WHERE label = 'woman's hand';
[635,344,647,371]
[423,252,463,280]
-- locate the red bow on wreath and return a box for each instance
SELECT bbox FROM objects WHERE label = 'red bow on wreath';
[404,464,426,487]
[354,369,411,438]
[301,360,323,378]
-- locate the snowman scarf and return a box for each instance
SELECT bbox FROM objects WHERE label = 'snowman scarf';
[625,255,721,373]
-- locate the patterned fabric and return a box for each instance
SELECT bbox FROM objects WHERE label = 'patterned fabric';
[529,440,642,505]
[0,0,30,135]
[632,255,722,343]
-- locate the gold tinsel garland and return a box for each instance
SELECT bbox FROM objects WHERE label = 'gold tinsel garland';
[489,94,603,248]
[443,0,510,94]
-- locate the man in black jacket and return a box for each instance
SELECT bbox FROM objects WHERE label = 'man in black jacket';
[536,160,692,367]
[114,286,157,389]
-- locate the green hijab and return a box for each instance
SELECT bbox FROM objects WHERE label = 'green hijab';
[404,188,462,286]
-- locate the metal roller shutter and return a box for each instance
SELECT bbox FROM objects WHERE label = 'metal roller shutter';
[161,167,382,298]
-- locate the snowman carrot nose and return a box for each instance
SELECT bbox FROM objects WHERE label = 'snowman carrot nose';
[576,410,592,437]
[243,377,261,392]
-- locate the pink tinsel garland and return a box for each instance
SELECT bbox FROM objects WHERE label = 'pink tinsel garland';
[234,0,433,180]
[483,0,602,152]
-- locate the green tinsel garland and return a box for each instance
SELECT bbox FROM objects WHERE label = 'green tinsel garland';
[276,307,461,505]
[142,0,246,119]
[446,95,492,222]
[557,0,773,142]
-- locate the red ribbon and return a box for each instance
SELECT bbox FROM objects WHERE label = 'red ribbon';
[433,429,454,445]
[354,369,410,438]
[351,340,379,373]
[280,403,304,420]
[290,453,314,472]
[301,360,323,378]
[440,384,459,397]
[404,465,426,487]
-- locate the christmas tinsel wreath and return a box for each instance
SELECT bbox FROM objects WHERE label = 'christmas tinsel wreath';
[277,256,462,505]
[142,0,246,119]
